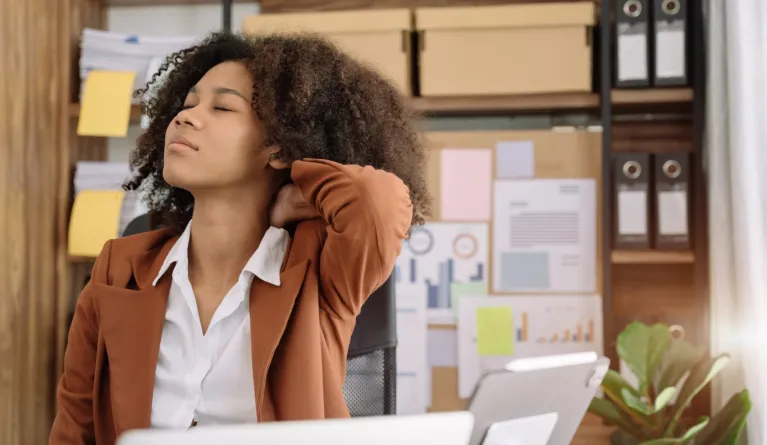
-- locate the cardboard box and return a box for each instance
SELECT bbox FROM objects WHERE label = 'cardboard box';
[242,9,413,95]
[415,3,595,96]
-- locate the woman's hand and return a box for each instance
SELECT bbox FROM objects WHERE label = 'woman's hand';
[270,183,320,228]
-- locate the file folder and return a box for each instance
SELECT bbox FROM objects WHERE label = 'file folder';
[614,153,650,249]
[615,0,650,88]
[653,0,688,86]
[654,153,690,249]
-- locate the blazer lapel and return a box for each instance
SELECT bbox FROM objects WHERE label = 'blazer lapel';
[97,239,176,433]
[249,258,310,419]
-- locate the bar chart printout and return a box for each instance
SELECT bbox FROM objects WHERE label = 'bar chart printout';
[394,223,489,324]
[457,295,603,397]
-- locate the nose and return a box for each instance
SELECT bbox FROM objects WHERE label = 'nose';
[174,106,202,129]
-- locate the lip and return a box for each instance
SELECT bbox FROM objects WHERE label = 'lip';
[167,135,198,152]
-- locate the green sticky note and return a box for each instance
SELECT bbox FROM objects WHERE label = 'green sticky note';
[476,307,514,356]
[451,282,487,315]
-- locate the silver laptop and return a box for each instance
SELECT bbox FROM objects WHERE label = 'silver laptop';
[468,352,610,445]
[117,411,474,445]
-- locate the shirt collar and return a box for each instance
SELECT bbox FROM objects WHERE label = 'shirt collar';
[152,222,289,287]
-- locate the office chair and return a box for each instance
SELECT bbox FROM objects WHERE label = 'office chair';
[73,214,398,416]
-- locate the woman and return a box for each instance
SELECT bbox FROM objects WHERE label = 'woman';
[51,32,430,445]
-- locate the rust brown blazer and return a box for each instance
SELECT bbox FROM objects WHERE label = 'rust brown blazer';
[50,159,413,445]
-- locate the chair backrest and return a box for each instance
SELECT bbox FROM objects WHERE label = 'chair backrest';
[342,274,397,416]
[117,214,398,416]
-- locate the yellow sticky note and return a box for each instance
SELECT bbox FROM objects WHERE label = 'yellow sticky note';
[77,71,136,137]
[68,190,126,257]
[476,306,514,356]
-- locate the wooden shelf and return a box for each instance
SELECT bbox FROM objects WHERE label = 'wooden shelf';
[69,88,693,122]
[412,88,692,116]
[612,250,695,264]
[68,255,96,263]
[109,0,252,6]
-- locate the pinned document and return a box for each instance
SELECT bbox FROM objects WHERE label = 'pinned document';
[476,307,514,356]
[68,190,126,257]
[77,71,136,137]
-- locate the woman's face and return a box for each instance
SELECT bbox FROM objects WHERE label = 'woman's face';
[162,61,273,192]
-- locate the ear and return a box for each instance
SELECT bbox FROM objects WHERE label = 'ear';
[266,146,290,170]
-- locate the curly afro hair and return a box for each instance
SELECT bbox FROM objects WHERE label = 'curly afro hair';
[124,32,430,234]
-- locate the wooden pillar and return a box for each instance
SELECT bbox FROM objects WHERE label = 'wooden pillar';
[0,0,73,442]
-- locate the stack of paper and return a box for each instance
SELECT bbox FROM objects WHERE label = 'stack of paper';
[79,28,197,102]
[68,162,149,257]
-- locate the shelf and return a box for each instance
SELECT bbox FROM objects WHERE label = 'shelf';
[412,88,693,116]
[68,255,96,263]
[611,250,695,264]
[109,0,252,6]
[67,88,693,123]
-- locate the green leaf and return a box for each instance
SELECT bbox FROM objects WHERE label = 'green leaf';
[600,370,654,429]
[680,417,709,440]
[603,369,641,403]
[640,439,682,445]
[655,339,705,392]
[654,387,677,412]
[694,390,751,445]
[622,388,653,416]
[589,397,648,440]
[618,322,671,395]
[663,354,732,436]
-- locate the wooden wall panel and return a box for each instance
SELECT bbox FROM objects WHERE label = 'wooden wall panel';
[0,0,72,442]
[260,0,597,13]
[0,0,105,443]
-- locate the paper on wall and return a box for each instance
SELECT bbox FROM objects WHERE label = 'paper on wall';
[496,141,535,179]
[395,284,429,414]
[439,149,492,221]
[428,329,458,368]
[457,295,603,398]
[492,179,597,293]
[395,223,489,324]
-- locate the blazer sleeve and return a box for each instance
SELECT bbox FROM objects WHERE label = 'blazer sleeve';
[50,241,111,445]
[292,159,412,319]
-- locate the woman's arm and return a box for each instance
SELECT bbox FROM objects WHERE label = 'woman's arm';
[285,159,412,319]
[50,242,111,445]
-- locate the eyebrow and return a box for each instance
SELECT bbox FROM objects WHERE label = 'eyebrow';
[189,86,249,102]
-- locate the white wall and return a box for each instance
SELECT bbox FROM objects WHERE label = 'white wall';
[106,3,261,161]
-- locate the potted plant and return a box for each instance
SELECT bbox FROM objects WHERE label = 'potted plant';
[588,322,751,445]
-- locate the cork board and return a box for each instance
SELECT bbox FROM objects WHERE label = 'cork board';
[422,129,603,412]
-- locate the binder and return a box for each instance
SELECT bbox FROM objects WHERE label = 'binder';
[614,153,651,249]
[652,0,688,86]
[654,153,690,249]
[615,0,650,88]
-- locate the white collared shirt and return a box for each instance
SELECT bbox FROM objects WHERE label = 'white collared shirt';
[149,222,289,428]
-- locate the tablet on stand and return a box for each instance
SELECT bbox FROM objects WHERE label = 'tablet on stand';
[468,352,609,445]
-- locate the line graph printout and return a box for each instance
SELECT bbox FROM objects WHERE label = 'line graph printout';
[457,294,603,398]
[492,179,596,293]
[395,223,489,324]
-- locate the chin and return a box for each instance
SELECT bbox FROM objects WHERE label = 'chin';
[162,163,195,190]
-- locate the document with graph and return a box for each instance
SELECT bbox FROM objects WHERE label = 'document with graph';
[492,179,596,293]
[394,223,489,324]
[456,295,603,398]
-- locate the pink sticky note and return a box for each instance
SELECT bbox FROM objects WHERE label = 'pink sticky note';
[440,149,492,221]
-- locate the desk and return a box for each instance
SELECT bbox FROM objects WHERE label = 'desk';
[571,413,615,444]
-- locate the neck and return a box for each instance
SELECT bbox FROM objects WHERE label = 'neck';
[186,186,272,288]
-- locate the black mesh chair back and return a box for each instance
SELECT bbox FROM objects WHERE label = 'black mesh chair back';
[342,274,397,416]
[107,214,398,416]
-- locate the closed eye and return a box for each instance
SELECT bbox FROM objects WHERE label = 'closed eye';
[214,107,233,112]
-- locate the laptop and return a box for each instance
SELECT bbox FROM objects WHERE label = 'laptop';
[468,352,610,445]
[117,411,474,445]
